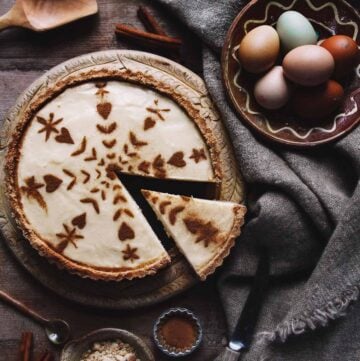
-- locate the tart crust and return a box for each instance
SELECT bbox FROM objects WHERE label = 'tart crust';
[142,190,247,280]
[196,205,245,280]
[5,68,223,281]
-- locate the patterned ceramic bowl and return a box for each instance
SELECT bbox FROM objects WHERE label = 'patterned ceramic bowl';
[222,0,360,147]
[153,308,203,357]
[60,328,155,361]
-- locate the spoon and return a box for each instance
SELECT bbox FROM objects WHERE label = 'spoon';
[0,289,71,345]
[0,0,98,32]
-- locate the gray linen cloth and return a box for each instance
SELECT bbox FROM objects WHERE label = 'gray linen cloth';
[154,1,360,360]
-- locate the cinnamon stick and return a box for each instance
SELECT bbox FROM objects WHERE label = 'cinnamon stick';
[137,6,167,36]
[37,351,54,361]
[20,332,33,361]
[115,24,182,51]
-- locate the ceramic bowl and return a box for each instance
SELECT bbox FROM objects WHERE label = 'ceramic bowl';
[222,0,360,147]
[60,328,155,361]
[153,308,203,357]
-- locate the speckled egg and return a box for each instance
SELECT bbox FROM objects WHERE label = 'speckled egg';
[292,80,344,120]
[238,25,280,73]
[321,35,360,78]
[276,11,318,52]
[254,66,292,109]
[283,45,335,86]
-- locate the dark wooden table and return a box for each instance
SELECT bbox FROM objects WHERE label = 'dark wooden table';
[0,1,227,360]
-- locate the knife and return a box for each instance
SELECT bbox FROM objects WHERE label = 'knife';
[215,250,270,361]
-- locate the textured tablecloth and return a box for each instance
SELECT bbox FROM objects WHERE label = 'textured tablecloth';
[154,1,360,360]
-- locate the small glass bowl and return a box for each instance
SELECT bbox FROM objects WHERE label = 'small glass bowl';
[153,308,203,358]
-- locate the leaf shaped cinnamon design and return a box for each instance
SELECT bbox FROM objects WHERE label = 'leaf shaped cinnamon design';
[56,224,84,253]
[159,201,171,215]
[169,206,185,225]
[122,244,139,262]
[183,217,219,247]
[71,137,87,156]
[71,213,87,229]
[97,102,112,120]
[95,82,107,88]
[81,170,90,184]
[43,174,62,193]
[146,99,170,120]
[20,176,47,211]
[98,158,105,166]
[102,139,117,149]
[62,169,77,190]
[96,122,117,134]
[84,148,97,161]
[37,113,63,141]
[113,194,127,204]
[106,153,116,160]
[189,148,207,163]
[95,82,109,97]
[143,117,156,130]
[55,127,74,144]
[167,151,186,168]
[118,222,135,241]
[113,209,122,221]
[129,132,148,148]
[80,198,100,214]
[138,161,151,174]
[152,154,166,178]
[124,209,134,218]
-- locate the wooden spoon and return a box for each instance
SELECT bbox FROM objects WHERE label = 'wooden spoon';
[0,0,98,32]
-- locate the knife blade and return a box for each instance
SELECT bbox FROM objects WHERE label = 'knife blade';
[215,250,270,361]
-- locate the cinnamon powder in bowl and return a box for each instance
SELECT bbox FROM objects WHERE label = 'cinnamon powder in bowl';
[153,308,202,357]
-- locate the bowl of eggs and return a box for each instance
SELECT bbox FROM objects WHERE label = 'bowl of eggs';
[222,0,360,147]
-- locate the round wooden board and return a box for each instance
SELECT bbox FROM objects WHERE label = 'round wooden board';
[0,50,245,310]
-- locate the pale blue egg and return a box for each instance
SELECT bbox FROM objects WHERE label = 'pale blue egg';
[276,11,318,52]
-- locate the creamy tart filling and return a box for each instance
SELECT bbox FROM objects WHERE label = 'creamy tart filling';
[142,190,246,280]
[15,80,216,276]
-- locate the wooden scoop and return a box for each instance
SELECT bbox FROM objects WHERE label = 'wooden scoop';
[0,0,98,32]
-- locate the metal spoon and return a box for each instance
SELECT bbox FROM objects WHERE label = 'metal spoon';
[0,289,71,345]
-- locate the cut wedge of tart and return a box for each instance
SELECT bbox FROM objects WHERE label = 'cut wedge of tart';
[5,71,225,281]
[142,190,246,280]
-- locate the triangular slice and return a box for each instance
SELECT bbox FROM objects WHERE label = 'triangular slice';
[142,190,246,280]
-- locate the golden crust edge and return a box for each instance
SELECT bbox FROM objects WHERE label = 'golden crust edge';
[196,204,247,281]
[4,67,223,281]
[142,189,247,281]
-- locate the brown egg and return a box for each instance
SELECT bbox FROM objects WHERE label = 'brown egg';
[238,25,280,73]
[321,35,360,78]
[283,45,335,86]
[292,80,344,121]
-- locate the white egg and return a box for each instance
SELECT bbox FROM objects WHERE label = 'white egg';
[254,66,292,110]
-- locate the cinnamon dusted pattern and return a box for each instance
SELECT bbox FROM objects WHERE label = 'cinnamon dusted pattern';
[143,190,246,280]
[6,73,218,281]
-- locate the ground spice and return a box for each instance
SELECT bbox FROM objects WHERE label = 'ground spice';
[158,315,198,352]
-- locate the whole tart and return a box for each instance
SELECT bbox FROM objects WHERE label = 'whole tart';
[5,68,225,281]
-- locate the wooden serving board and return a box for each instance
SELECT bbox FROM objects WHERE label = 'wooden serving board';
[0,50,245,310]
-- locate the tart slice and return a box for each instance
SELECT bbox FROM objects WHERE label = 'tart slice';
[142,190,246,280]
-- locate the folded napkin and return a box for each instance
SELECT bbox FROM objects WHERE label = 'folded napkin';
[155,1,360,359]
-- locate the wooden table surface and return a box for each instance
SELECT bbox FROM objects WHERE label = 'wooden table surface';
[0,1,227,360]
